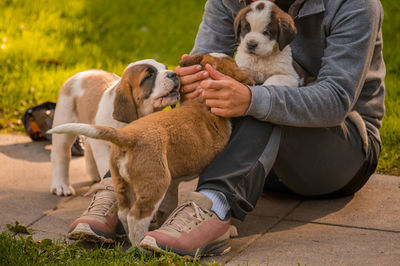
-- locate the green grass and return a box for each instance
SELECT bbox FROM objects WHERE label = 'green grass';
[0,0,399,175]
[0,232,213,265]
[0,0,206,130]
[377,1,400,175]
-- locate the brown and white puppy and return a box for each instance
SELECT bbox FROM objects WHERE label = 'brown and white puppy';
[235,1,369,152]
[50,60,180,196]
[48,54,252,245]
[234,0,300,86]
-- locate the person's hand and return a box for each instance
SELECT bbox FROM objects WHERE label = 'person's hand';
[174,54,210,100]
[200,64,252,117]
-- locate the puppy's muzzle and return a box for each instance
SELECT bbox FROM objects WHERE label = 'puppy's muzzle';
[247,40,258,53]
[168,72,181,91]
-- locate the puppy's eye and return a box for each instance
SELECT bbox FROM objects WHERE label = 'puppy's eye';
[145,72,154,80]
[244,23,251,33]
[141,72,154,84]
[264,28,277,38]
[140,72,153,87]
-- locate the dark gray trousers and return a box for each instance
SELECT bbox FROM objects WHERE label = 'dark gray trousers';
[196,116,380,221]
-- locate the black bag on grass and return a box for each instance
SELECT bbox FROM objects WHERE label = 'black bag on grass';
[23,102,84,156]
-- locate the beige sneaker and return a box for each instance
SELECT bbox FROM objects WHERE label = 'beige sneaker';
[67,178,125,243]
[140,192,233,258]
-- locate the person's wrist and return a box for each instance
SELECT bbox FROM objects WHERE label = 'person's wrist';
[244,85,272,121]
[242,84,252,115]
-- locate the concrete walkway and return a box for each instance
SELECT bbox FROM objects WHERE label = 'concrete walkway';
[0,134,399,265]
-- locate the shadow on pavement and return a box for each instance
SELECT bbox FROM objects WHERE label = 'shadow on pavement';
[0,139,82,163]
[231,191,354,238]
[0,139,51,162]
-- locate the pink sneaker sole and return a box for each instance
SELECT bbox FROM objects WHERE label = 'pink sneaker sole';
[140,235,231,258]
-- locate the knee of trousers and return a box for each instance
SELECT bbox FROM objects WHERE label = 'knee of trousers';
[273,126,366,196]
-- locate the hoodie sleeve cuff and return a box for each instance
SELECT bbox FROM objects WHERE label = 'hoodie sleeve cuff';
[245,85,272,121]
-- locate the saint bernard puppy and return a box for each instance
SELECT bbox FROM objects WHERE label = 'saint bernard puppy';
[48,54,249,246]
[50,60,180,196]
[234,0,300,86]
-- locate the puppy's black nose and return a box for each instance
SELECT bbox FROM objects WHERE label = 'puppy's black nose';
[167,72,177,79]
[247,40,258,50]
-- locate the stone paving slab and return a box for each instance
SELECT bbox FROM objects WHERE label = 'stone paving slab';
[212,215,281,265]
[0,134,91,231]
[286,174,400,232]
[250,191,301,218]
[31,195,92,241]
[226,220,400,266]
[214,192,302,264]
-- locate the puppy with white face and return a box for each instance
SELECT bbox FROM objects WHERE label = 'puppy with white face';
[234,0,300,86]
[50,59,180,196]
[120,60,181,120]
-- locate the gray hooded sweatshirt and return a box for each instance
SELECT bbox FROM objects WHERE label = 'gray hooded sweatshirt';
[191,0,385,144]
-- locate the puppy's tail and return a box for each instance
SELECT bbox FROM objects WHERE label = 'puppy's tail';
[47,123,132,146]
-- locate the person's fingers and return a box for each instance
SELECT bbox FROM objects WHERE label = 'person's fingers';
[205,64,233,81]
[204,99,228,109]
[180,70,209,85]
[200,79,231,91]
[182,88,202,100]
[202,87,229,100]
[182,82,201,94]
[174,64,202,77]
[210,107,230,117]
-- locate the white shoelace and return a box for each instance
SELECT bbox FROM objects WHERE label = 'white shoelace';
[84,183,116,217]
[163,201,212,232]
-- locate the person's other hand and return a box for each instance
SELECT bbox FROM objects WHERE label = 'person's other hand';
[174,54,210,100]
[200,64,251,117]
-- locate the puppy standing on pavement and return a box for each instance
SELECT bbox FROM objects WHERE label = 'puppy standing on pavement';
[234,0,300,86]
[48,54,252,246]
[50,60,180,196]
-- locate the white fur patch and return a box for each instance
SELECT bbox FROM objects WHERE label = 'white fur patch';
[247,2,272,32]
[138,98,154,117]
[90,83,126,177]
[118,208,130,233]
[95,84,126,127]
[127,198,163,246]
[70,72,84,97]
[117,155,131,184]
[48,123,99,137]
[209,52,228,58]
[127,59,167,71]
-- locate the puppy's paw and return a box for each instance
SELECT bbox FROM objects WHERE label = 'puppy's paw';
[50,182,75,196]
[179,54,204,67]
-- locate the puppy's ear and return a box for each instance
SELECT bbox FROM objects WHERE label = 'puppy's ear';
[179,54,204,67]
[277,13,297,51]
[112,81,138,123]
[234,7,250,43]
